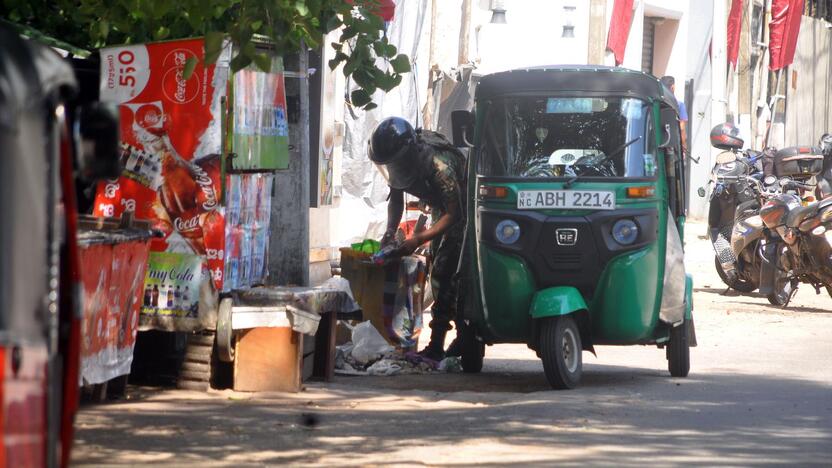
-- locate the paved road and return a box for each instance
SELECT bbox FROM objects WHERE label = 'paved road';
[72,222,832,466]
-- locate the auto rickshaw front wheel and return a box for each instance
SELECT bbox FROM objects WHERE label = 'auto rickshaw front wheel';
[540,315,582,390]
[667,320,690,377]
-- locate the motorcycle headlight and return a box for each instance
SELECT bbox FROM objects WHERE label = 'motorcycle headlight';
[811,225,826,236]
[495,219,521,245]
[612,219,639,245]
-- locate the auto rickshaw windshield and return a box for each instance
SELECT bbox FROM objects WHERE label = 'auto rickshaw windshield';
[477,96,656,179]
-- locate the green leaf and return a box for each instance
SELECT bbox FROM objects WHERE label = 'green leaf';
[183,56,198,80]
[204,31,225,64]
[155,26,170,40]
[384,43,398,58]
[295,1,309,16]
[253,53,271,72]
[350,89,372,107]
[363,102,378,110]
[251,20,263,32]
[390,55,411,73]
[98,19,110,38]
[229,53,253,72]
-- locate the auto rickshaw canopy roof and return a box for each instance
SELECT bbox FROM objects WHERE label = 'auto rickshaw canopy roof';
[476,65,680,113]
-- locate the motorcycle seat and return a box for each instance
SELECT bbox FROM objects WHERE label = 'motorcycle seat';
[786,204,819,227]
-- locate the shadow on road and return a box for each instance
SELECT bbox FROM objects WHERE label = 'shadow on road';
[72,363,832,466]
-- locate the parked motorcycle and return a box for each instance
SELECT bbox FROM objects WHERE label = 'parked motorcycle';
[699,123,765,292]
[754,143,832,306]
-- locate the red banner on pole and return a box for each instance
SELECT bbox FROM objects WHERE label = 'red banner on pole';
[606,0,635,66]
[769,0,805,70]
[727,0,744,68]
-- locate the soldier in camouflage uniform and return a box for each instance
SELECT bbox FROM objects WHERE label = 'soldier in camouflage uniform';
[370,117,466,361]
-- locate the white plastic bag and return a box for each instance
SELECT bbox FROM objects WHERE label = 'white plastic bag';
[366,359,402,376]
[350,321,394,365]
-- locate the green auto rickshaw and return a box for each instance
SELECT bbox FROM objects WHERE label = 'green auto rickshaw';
[450,66,695,389]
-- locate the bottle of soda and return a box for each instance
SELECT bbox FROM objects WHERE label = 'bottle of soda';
[166,286,174,309]
[174,285,181,309]
[151,285,159,307]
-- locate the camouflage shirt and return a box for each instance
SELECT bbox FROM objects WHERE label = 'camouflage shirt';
[404,149,467,226]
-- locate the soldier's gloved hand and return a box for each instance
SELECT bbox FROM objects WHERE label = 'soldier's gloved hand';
[394,236,422,257]
[380,229,397,248]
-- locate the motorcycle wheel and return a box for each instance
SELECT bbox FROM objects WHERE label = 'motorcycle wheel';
[714,256,758,293]
[767,275,794,306]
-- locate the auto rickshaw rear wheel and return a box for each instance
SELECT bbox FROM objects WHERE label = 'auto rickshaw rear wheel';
[540,315,582,390]
[667,320,690,377]
[459,321,485,373]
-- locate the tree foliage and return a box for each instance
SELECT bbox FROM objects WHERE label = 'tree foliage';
[0,0,408,109]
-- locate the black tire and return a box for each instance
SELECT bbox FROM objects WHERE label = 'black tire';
[667,320,690,377]
[183,347,212,364]
[767,274,794,306]
[177,379,209,391]
[459,322,484,373]
[714,256,757,293]
[188,333,216,347]
[540,316,582,390]
[181,361,210,373]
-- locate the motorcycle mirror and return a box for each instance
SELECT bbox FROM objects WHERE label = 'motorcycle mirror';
[697,187,706,197]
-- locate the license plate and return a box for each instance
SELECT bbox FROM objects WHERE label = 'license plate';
[517,190,615,210]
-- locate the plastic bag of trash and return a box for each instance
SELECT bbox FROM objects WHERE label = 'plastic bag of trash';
[350,321,394,365]
[366,359,402,376]
[438,356,462,373]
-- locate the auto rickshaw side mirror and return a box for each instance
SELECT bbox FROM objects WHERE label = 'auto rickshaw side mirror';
[78,102,122,181]
[451,110,474,147]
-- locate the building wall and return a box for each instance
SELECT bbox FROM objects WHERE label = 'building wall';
[784,15,832,147]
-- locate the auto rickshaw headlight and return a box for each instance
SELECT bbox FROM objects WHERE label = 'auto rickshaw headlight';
[612,219,639,245]
[496,220,521,245]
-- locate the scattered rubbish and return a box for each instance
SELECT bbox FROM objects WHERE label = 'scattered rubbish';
[438,356,462,373]
[366,359,402,376]
[334,321,459,376]
[350,322,395,365]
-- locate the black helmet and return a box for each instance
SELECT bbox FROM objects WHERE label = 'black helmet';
[710,122,744,150]
[369,117,423,189]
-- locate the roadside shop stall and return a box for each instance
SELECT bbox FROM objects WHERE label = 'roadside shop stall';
[92,37,359,392]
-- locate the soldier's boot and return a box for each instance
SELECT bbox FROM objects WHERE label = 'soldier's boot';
[418,321,450,362]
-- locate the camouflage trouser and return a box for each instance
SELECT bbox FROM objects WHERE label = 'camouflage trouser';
[428,223,464,330]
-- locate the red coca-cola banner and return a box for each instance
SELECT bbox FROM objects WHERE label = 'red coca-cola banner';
[727,0,744,68]
[769,0,805,71]
[78,240,150,384]
[94,39,227,290]
[606,0,635,66]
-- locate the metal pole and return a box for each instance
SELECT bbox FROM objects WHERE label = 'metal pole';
[458,0,472,65]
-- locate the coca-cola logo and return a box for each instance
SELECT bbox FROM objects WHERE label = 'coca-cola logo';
[162,49,200,104]
[174,215,200,232]
[192,164,218,210]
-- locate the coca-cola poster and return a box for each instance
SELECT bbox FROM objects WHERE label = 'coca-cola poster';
[93,38,228,294]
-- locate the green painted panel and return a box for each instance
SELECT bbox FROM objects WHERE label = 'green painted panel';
[479,246,536,341]
[530,287,588,318]
[588,244,661,343]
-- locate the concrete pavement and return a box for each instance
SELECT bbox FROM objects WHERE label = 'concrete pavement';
[71,222,832,466]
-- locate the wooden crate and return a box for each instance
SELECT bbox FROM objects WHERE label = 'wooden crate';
[233,327,303,392]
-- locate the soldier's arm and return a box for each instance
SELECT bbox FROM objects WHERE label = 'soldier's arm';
[383,188,405,245]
